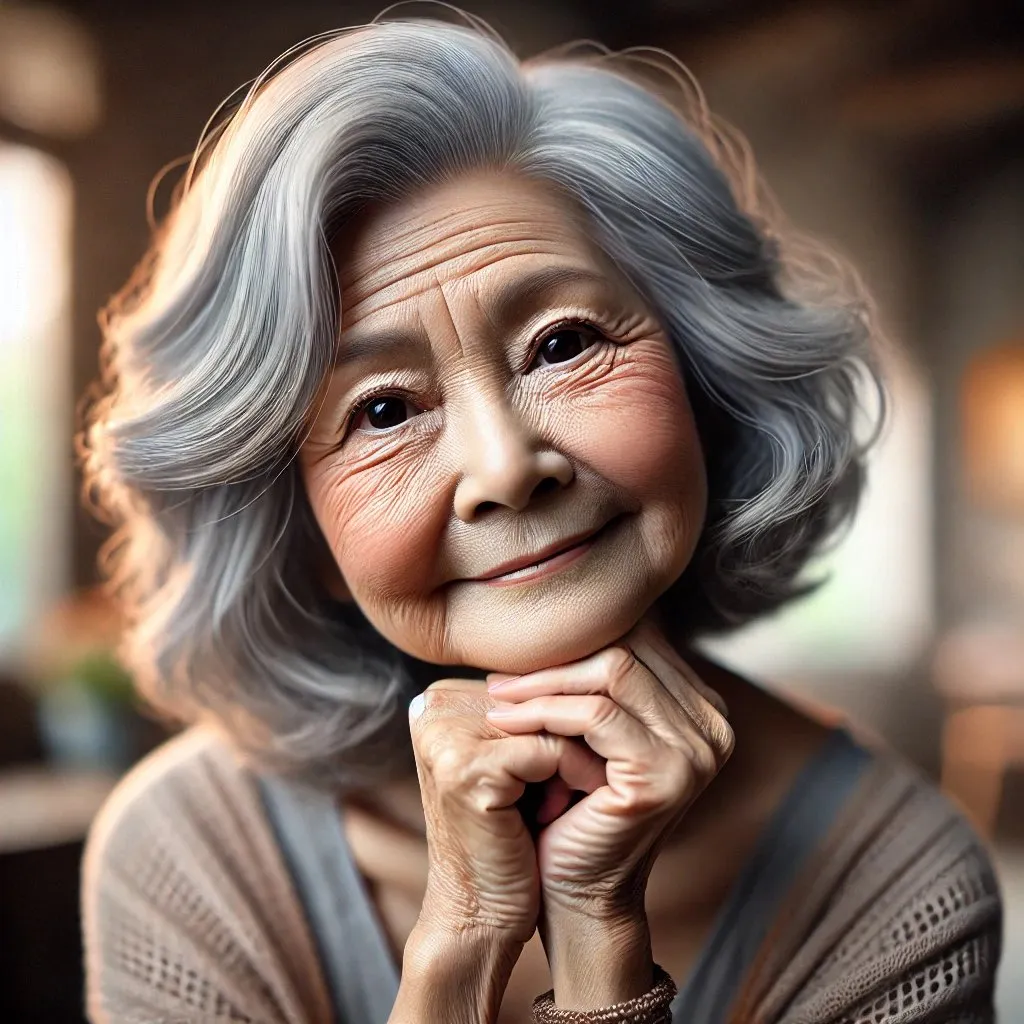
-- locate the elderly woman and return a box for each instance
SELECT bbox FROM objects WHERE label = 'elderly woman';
[80,15,1002,1024]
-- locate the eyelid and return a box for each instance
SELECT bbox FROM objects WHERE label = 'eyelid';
[524,316,614,372]
[341,386,422,439]
[337,311,635,439]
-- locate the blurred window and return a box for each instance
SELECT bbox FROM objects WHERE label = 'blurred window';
[0,142,73,658]
[703,347,933,682]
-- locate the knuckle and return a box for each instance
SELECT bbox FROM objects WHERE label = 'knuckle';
[664,754,699,798]
[713,718,736,763]
[589,695,619,728]
[467,775,506,816]
[597,646,636,695]
[691,739,719,777]
[620,775,668,815]
[428,742,474,789]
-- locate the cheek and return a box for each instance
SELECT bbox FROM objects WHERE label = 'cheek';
[302,441,446,599]
[561,344,706,504]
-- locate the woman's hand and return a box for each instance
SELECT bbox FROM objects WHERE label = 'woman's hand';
[484,619,735,1008]
[398,677,606,1022]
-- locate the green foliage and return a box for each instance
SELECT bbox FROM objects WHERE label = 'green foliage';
[65,648,135,704]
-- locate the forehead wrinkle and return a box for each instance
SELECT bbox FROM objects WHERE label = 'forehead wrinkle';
[340,216,583,311]
[340,247,585,330]
[385,203,576,265]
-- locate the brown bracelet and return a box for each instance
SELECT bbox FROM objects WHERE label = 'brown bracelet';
[531,963,677,1023]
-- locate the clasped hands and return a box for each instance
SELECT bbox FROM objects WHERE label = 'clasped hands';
[407,617,735,1010]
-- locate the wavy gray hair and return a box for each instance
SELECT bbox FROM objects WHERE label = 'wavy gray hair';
[81,15,884,788]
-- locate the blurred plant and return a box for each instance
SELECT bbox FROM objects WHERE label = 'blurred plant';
[59,646,134,705]
[26,586,130,702]
[24,587,152,770]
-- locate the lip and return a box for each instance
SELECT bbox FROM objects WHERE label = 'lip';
[473,518,617,584]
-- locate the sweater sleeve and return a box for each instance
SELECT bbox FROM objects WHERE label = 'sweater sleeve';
[840,894,1001,1024]
[81,728,334,1024]
[781,781,1003,1024]
[834,920,1001,1024]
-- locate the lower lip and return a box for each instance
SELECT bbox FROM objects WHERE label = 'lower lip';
[481,520,617,588]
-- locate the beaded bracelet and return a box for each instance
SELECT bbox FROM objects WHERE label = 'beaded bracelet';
[531,963,677,1023]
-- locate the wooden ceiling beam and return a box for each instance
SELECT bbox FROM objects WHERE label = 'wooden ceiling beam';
[838,57,1024,136]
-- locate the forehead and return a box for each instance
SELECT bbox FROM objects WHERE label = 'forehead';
[332,172,611,326]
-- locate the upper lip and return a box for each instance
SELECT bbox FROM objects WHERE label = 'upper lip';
[472,521,611,581]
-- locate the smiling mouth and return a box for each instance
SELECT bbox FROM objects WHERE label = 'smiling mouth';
[475,515,623,587]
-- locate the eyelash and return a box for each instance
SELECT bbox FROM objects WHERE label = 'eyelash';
[342,317,611,439]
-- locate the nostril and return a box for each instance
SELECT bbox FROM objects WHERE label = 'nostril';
[530,476,561,501]
[464,473,568,520]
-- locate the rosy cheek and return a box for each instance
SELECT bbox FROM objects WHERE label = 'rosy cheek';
[306,444,447,599]
[563,344,704,496]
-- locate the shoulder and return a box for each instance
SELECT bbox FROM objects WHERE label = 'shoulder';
[778,737,1003,1023]
[83,722,302,938]
[84,724,259,877]
[82,726,333,1024]
[851,739,1003,918]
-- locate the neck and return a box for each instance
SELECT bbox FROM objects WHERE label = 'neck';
[346,774,429,838]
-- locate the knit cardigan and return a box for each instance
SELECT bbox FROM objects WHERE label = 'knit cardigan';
[81,727,1003,1024]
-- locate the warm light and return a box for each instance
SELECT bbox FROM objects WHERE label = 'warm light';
[704,343,933,676]
[0,142,73,652]
[0,5,101,138]
[962,342,1024,513]
[0,146,70,344]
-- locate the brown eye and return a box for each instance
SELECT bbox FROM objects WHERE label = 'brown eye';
[535,325,601,366]
[355,396,414,431]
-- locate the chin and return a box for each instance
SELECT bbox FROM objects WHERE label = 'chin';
[452,597,655,674]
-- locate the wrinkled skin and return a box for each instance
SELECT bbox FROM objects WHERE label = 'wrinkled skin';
[300,171,707,673]
[300,172,734,1009]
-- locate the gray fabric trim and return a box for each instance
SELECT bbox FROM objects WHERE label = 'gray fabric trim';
[259,727,870,1024]
[257,773,400,1024]
[671,727,872,1023]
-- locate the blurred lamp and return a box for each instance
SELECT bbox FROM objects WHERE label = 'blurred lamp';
[0,5,100,138]
[961,340,1024,514]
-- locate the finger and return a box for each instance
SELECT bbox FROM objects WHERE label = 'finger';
[625,625,731,744]
[487,646,688,743]
[487,693,655,764]
[628,623,727,711]
[410,680,501,733]
[486,672,519,685]
[495,731,607,798]
[425,677,493,696]
[536,775,574,825]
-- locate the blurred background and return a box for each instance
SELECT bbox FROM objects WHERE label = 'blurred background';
[0,0,1022,1019]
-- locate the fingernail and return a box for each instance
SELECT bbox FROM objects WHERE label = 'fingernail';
[486,706,516,718]
[409,693,426,719]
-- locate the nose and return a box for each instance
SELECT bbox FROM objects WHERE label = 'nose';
[453,397,574,522]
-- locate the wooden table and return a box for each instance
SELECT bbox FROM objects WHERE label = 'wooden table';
[0,766,117,854]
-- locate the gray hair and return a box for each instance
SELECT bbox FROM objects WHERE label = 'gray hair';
[81,15,884,788]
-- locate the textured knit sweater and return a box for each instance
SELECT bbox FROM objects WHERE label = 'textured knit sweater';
[81,725,1003,1024]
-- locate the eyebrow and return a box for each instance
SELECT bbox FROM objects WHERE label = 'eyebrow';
[491,265,611,325]
[333,265,613,368]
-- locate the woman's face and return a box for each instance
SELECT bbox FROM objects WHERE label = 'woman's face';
[300,172,707,673]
